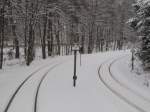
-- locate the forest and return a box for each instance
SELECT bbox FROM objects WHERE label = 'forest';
[0,0,135,69]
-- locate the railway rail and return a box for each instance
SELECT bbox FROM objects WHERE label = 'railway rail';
[3,58,69,112]
[98,56,147,112]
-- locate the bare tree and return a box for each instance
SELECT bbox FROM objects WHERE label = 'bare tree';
[0,0,5,69]
[41,5,47,59]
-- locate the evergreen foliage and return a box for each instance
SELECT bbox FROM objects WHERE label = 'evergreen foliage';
[129,0,150,69]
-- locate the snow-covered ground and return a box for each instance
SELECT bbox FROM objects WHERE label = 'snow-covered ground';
[0,50,149,112]
[111,55,150,112]
[112,55,150,98]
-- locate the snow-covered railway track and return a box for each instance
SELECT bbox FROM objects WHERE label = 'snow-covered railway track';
[98,57,147,112]
[3,59,68,112]
[109,57,150,105]
[34,61,66,112]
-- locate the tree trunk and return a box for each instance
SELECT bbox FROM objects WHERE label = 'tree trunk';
[88,22,94,54]
[47,18,53,56]
[24,0,28,60]
[56,19,60,55]
[24,20,27,59]
[15,38,19,59]
[100,40,104,52]
[106,41,108,51]
[0,5,5,69]
[27,21,34,66]
[12,25,20,59]
[42,15,47,59]
[88,28,93,54]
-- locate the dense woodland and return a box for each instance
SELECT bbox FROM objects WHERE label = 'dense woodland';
[0,0,135,69]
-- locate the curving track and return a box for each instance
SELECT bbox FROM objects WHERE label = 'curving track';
[34,61,67,112]
[98,56,148,112]
[109,57,150,105]
[3,58,70,112]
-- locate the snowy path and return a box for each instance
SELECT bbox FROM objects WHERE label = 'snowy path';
[7,62,67,112]
[36,51,136,112]
[0,51,149,112]
[0,56,71,112]
[109,56,150,112]
[111,56,150,100]
[99,56,150,112]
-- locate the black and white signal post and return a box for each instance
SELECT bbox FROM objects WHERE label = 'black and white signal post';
[72,43,80,87]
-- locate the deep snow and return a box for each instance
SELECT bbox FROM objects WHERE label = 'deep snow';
[0,50,149,112]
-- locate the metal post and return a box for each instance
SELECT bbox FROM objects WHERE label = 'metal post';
[80,53,81,66]
[131,51,134,70]
[79,46,83,66]
[73,50,77,87]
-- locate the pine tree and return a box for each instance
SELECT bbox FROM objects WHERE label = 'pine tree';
[128,0,150,69]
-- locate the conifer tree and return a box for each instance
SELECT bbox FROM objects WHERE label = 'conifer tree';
[129,0,150,69]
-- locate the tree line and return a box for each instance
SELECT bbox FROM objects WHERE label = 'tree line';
[0,0,134,69]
